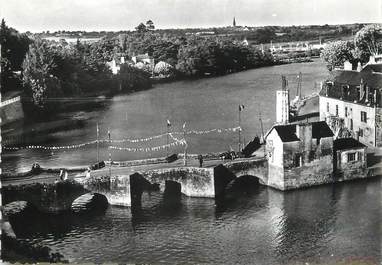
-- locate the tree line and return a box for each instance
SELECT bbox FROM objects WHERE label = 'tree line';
[321,24,382,70]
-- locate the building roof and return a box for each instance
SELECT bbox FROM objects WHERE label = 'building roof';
[270,121,334,143]
[273,124,300,142]
[312,121,335,139]
[320,66,382,107]
[363,64,382,73]
[333,138,366,151]
[133,54,151,60]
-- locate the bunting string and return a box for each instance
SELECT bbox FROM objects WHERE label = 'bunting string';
[109,138,186,152]
[172,126,241,135]
[3,126,240,151]
[3,140,99,151]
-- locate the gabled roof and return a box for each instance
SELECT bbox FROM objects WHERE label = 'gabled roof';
[273,124,300,142]
[268,121,334,143]
[312,121,334,139]
[320,66,382,106]
[362,64,382,73]
[333,138,366,151]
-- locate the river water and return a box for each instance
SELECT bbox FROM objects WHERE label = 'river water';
[3,60,382,263]
[3,60,327,173]
[16,178,382,264]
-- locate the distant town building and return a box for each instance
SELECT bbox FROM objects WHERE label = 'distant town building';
[319,55,382,147]
[265,121,334,190]
[132,53,155,73]
[106,56,125,75]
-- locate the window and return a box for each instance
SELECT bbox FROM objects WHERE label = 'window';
[359,129,364,137]
[326,102,329,112]
[345,107,348,117]
[336,105,339,116]
[357,152,363,161]
[347,152,356,162]
[350,119,353,130]
[361,111,367,123]
[294,153,302,167]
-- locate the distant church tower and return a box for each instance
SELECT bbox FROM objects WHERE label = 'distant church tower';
[276,75,289,124]
[233,17,236,27]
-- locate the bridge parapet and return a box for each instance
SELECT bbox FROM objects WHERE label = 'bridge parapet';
[141,167,215,198]
[223,157,268,184]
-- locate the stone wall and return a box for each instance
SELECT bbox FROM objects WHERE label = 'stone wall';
[0,99,24,125]
[142,167,215,198]
[223,158,268,184]
[334,149,367,181]
[283,155,333,189]
[276,137,334,190]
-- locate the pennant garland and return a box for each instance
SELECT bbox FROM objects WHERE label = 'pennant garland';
[3,126,241,151]
[172,126,241,135]
[109,138,186,152]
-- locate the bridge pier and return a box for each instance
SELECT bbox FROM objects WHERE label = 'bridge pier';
[82,158,267,208]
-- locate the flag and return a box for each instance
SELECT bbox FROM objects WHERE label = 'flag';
[239,105,245,111]
[167,119,171,127]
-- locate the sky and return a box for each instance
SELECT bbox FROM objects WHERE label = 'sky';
[1,0,381,32]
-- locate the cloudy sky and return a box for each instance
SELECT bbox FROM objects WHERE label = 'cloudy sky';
[1,0,381,32]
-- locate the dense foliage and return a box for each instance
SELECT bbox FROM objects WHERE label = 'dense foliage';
[322,24,382,70]
[321,40,355,70]
[0,19,31,92]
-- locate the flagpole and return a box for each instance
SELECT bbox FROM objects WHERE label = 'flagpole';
[96,123,99,163]
[259,112,266,157]
[166,121,169,158]
[238,106,241,152]
[108,128,111,177]
[183,123,187,166]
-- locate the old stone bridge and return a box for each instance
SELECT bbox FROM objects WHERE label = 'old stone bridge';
[81,157,268,207]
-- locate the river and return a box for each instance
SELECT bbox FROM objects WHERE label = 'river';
[15,178,382,264]
[3,60,382,264]
[3,59,327,173]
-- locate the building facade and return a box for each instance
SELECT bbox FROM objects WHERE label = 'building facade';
[333,138,367,181]
[319,56,382,147]
[265,121,334,190]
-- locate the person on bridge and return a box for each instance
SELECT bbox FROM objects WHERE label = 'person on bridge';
[198,155,203,167]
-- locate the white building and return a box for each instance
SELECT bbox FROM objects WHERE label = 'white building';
[319,55,382,147]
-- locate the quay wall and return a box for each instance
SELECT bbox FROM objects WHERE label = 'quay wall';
[0,98,24,125]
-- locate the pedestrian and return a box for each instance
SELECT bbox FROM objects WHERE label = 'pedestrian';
[85,168,91,179]
[198,154,203,167]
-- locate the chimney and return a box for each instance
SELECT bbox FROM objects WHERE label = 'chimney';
[296,123,313,162]
[341,85,345,99]
[368,55,376,65]
[357,62,362,72]
[276,76,289,124]
[374,90,377,106]
[359,79,364,101]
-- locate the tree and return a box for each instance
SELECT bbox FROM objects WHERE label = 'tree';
[118,64,151,91]
[354,24,382,63]
[146,20,155,31]
[22,39,63,111]
[135,23,147,33]
[0,19,31,92]
[321,40,355,70]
